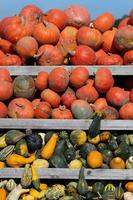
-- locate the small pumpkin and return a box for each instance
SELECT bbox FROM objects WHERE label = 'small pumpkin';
[88,135,100,144]
[34,101,52,119]
[87,150,103,169]
[52,105,73,119]
[114,142,130,160]
[110,157,125,169]
[35,71,48,91]
[70,130,87,146]
[61,87,76,109]
[97,143,108,152]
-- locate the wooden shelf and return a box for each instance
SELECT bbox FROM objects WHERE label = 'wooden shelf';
[0,119,133,130]
[1,65,133,75]
[0,168,132,180]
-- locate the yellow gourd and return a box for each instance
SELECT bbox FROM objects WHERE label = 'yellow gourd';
[88,135,100,144]
[41,133,58,160]
[87,150,103,169]
[40,183,48,191]
[99,131,111,142]
[0,161,6,168]
[0,134,7,148]
[33,159,49,168]
[30,188,47,199]
[6,154,35,167]
[31,164,40,190]
[110,157,125,169]
[125,182,133,192]
[22,195,34,200]
[68,159,82,169]
[0,188,7,200]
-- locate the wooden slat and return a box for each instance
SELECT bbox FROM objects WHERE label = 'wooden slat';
[0,168,132,180]
[1,65,133,75]
[0,119,133,130]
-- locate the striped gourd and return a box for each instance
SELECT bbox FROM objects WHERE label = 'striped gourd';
[0,145,15,161]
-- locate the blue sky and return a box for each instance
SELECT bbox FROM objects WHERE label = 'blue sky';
[0,0,133,19]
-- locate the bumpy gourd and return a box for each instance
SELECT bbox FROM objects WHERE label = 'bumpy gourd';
[6,153,35,167]
[0,145,15,161]
[21,164,32,188]
[70,130,87,146]
[6,179,17,191]
[41,133,58,159]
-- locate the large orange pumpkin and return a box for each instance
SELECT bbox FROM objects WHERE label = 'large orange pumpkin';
[70,66,89,89]
[106,87,129,107]
[77,27,102,50]
[41,88,60,108]
[97,53,123,65]
[61,87,76,109]
[119,103,133,119]
[0,68,12,82]
[95,67,114,93]
[48,67,69,92]
[93,12,115,32]
[0,81,13,101]
[8,98,34,118]
[33,20,60,45]
[102,28,117,53]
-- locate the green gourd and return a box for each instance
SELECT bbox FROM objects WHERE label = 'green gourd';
[115,182,124,200]
[15,139,28,157]
[114,142,130,160]
[54,140,67,155]
[92,182,104,194]
[59,131,69,139]
[88,113,102,138]
[117,134,129,145]
[108,137,118,151]
[5,130,26,145]
[49,153,68,168]
[102,149,113,164]
[64,147,76,163]
[128,134,133,145]
[0,145,15,161]
[79,143,96,159]
[97,143,108,152]
[77,167,88,195]
[129,146,133,157]
[85,191,98,200]
[21,164,32,188]
[102,184,116,200]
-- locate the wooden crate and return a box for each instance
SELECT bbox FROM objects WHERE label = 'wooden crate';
[0,65,133,180]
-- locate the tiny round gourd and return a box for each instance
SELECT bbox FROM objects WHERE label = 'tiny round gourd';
[87,150,103,169]
[70,130,87,146]
[68,159,82,169]
[110,157,125,169]
[13,75,35,99]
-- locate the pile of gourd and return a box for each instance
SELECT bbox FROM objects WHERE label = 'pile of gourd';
[0,167,133,200]
[0,129,132,169]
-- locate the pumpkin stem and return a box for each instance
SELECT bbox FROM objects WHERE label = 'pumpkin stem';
[25,129,33,136]
[33,52,43,59]
[68,50,76,56]
[59,105,66,111]
[21,16,27,26]
[42,20,49,27]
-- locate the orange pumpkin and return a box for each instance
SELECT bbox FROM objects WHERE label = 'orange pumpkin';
[87,150,103,168]
[0,188,7,200]
[8,98,34,119]
[102,28,117,52]
[41,89,60,108]
[124,50,133,64]
[61,87,76,109]
[93,12,115,32]
[52,105,73,119]
[0,68,12,82]
[0,102,8,118]
[0,81,13,101]
[34,101,52,119]
[35,71,48,91]
[110,157,125,169]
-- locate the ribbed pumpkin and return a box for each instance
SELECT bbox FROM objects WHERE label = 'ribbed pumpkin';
[13,75,35,99]
[70,67,89,89]
[41,89,60,108]
[52,105,73,119]
[93,12,115,32]
[71,99,93,119]
[48,67,69,92]
[33,20,60,45]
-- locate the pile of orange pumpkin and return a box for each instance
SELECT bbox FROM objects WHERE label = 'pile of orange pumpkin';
[0,67,133,119]
[0,4,133,66]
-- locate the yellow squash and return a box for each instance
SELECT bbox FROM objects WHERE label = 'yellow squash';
[41,133,58,160]
[6,154,35,167]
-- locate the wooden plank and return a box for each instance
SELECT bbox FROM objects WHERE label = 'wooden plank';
[0,168,132,180]
[0,119,133,130]
[1,65,133,75]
